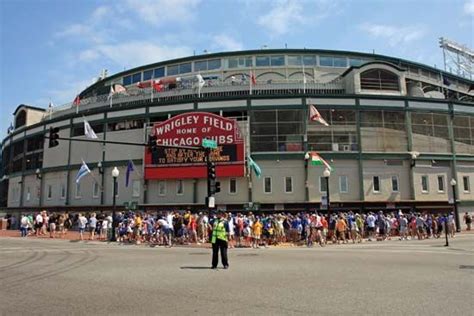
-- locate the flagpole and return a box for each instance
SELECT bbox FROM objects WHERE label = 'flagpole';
[151,81,154,102]
[249,71,253,95]
[302,61,306,94]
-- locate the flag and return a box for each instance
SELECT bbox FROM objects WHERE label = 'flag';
[309,104,329,126]
[114,84,127,94]
[196,74,205,97]
[73,95,81,106]
[84,119,98,139]
[107,85,114,100]
[308,152,332,170]
[247,155,262,178]
[125,160,134,187]
[75,160,91,184]
[249,71,256,95]
[153,81,163,92]
[48,101,53,120]
[108,85,115,107]
[137,81,152,89]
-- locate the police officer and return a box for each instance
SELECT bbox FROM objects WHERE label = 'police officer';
[211,210,229,269]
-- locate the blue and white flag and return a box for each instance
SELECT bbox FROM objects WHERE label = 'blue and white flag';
[75,160,91,184]
[247,155,262,178]
[125,160,134,187]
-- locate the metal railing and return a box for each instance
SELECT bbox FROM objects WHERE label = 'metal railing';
[47,81,345,120]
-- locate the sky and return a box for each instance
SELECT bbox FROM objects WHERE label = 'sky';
[0,0,473,138]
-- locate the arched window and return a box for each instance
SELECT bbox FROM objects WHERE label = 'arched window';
[15,110,26,128]
[360,69,400,91]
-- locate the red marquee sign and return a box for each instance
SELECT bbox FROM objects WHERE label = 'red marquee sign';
[144,112,245,179]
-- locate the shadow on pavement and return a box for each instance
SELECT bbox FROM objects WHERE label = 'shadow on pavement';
[180,266,213,270]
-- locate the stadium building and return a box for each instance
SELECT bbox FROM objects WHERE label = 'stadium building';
[1,48,474,225]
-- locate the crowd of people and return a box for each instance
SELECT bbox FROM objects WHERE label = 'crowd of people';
[12,209,471,247]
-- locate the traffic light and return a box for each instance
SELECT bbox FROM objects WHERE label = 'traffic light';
[207,161,216,180]
[214,181,221,193]
[148,135,157,152]
[48,127,59,148]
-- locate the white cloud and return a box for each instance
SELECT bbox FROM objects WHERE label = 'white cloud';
[91,6,110,20]
[257,0,305,36]
[93,42,191,68]
[464,0,474,15]
[359,23,426,47]
[211,34,243,52]
[78,49,100,62]
[125,0,201,26]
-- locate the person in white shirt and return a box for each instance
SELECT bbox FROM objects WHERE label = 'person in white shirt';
[78,213,88,241]
[35,213,43,237]
[20,215,29,237]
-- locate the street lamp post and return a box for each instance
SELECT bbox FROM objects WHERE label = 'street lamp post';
[323,168,331,217]
[450,178,460,232]
[111,167,119,242]
[304,152,310,204]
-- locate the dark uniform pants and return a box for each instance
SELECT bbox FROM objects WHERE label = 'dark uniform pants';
[212,239,228,268]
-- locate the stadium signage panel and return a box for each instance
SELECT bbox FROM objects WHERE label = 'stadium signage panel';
[144,112,245,179]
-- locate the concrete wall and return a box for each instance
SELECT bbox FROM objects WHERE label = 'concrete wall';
[42,171,68,207]
[413,165,451,201]
[251,160,305,204]
[363,160,410,202]
[105,129,144,161]
[42,127,71,168]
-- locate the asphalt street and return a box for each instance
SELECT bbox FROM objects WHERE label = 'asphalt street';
[0,236,473,315]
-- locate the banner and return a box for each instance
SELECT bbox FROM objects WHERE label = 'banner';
[144,112,245,179]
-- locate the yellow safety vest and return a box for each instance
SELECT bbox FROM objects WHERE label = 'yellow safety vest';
[211,220,227,243]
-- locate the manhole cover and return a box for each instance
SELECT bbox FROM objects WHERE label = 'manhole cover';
[459,265,474,270]
[237,253,258,257]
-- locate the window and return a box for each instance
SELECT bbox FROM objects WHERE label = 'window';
[391,176,399,192]
[339,176,348,193]
[264,177,272,193]
[256,56,270,67]
[47,185,52,199]
[132,180,140,197]
[61,184,66,199]
[143,70,153,81]
[463,176,470,192]
[437,175,445,192]
[92,182,99,198]
[123,75,132,86]
[360,110,407,152]
[320,177,328,193]
[107,119,144,132]
[412,112,451,153]
[287,55,302,66]
[154,67,165,78]
[319,56,347,67]
[285,177,293,193]
[229,178,237,194]
[131,72,141,83]
[307,109,358,152]
[75,183,81,198]
[167,65,179,76]
[208,59,221,70]
[179,62,192,74]
[26,187,30,201]
[421,175,429,193]
[194,60,207,71]
[373,176,380,193]
[360,69,400,91]
[176,180,184,195]
[158,180,166,196]
[270,55,285,66]
[251,109,304,152]
[226,57,253,68]
[349,58,367,67]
